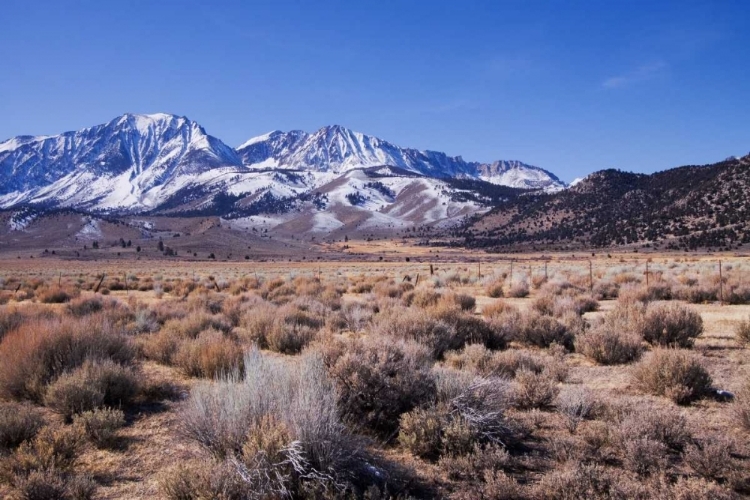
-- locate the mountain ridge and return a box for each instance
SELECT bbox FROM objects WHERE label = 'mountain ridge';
[236,124,563,189]
[459,154,750,252]
[0,113,562,222]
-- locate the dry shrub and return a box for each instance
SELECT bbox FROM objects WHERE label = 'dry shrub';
[439,443,513,482]
[510,311,573,350]
[444,344,500,375]
[640,303,703,348]
[622,436,669,476]
[403,288,442,308]
[734,380,750,431]
[238,301,322,354]
[1,425,94,500]
[73,407,125,448]
[44,360,139,420]
[735,316,750,345]
[675,284,719,304]
[398,407,444,460]
[444,345,562,383]
[512,369,559,409]
[556,387,596,433]
[293,276,323,297]
[372,280,401,299]
[669,477,735,500]
[575,323,643,365]
[534,463,643,499]
[159,460,250,500]
[238,301,277,348]
[727,285,750,305]
[616,405,691,453]
[450,469,524,500]
[439,292,476,312]
[682,435,736,481]
[142,312,231,363]
[44,370,105,421]
[593,280,619,300]
[433,306,504,350]
[400,372,515,461]
[633,349,712,404]
[506,281,529,298]
[5,425,84,475]
[371,306,462,359]
[486,281,504,298]
[339,302,373,333]
[492,349,549,378]
[0,316,134,403]
[0,306,25,342]
[180,348,385,495]
[9,469,69,499]
[481,300,517,319]
[36,285,80,304]
[321,336,435,436]
[0,402,45,451]
[66,296,104,317]
[174,329,244,378]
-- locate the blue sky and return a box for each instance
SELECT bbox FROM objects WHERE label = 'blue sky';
[1,0,749,182]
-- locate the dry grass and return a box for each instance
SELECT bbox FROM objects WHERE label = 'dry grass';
[1,257,749,498]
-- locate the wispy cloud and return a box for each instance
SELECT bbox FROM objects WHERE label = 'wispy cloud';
[602,61,668,89]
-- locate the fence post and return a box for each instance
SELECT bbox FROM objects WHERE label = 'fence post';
[510,260,514,286]
[645,261,649,287]
[719,260,724,305]
[94,274,106,293]
[589,261,593,293]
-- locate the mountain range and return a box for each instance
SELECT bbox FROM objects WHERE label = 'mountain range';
[460,154,750,252]
[2,113,747,252]
[0,114,563,236]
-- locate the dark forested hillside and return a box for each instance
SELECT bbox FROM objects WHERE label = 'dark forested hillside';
[459,155,750,252]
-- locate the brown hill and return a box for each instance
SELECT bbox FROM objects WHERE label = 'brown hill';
[459,154,750,252]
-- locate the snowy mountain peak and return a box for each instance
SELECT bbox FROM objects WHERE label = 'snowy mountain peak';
[236,125,565,190]
[0,113,242,211]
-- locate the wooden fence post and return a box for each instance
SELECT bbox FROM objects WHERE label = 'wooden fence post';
[589,261,593,293]
[94,274,106,293]
[719,260,724,305]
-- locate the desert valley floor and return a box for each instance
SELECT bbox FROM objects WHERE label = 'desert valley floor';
[1,246,750,499]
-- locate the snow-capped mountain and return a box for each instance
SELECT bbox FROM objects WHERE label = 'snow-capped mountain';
[237,125,564,190]
[0,113,564,234]
[0,113,243,211]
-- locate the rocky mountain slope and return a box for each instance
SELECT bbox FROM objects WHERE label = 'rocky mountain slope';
[460,155,750,251]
